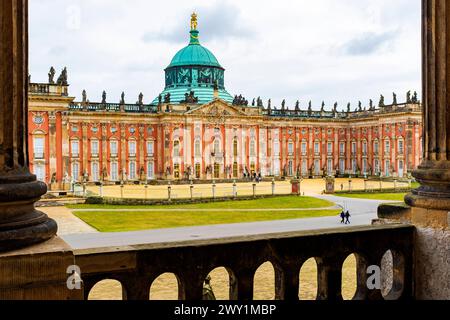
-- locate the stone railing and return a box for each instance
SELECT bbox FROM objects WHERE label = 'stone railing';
[74,224,414,301]
[68,102,158,114]
[29,83,69,97]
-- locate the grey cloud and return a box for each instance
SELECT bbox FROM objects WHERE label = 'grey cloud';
[341,31,397,56]
[142,3,254,44]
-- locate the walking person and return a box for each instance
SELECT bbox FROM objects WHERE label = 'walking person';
[340,211,345,224]
[345,211,351,224]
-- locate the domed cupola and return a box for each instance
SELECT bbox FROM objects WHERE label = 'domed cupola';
[152,13,234,105]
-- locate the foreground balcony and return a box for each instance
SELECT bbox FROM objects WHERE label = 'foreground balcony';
[70,224,414,301]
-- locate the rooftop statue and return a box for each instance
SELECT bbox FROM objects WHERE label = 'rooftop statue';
[333,102,338,113]
[191,12,198,30]
[295,100,300,111]
[138,92,144,105]
[407,90,412,103]
[281,99,286,111]
[120,92,125,104]
[321,101,325,112]
[347,103,351,113]
[369,99,374,110]
[164,93,171,104]
[182,91,199,104]
[393,92,398,105]
[158,95,162,105]
[257,97,263,107]
[308,101,312,114]
[48,67,55,84]
[102,91,107,104]
[268,99,272,109]
[379,95,385,108]
[412,91,419,103]
[82,90,87,103]
[56,67,68,86]
[358,101,362,111]
[252,99,256,107]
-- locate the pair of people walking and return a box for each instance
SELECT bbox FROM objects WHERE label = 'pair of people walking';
[340,211,351,224]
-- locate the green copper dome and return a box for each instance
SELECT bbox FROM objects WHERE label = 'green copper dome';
[152,13,233,105]
[167,30,223,69]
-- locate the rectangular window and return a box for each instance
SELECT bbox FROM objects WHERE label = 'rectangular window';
[327,159,333,174]
[233,162,238,178]
[352,159,357,173]
[340,159,345,174]
[33,137,45,159]
[129,141,137,157]
[363,142,367,155]
[374,142,379,154]
[288,142,294,155]
[110,141,118,156]
[363,159,367,173]
[375,160,380,175]
[147,141,154,156]
[34,164,45,182]
[340,142,345,154]
[302,160,307,176]
[174,141,180,157]
[129,161,136,180]
[385,141,391,154]
[92,163,99,182]
[301,142,307,155]
[91,140,99,156]
[111,162,118,181]
[250,140,257,157]
[398,140,404,154]
[314,142,320,154]
[233,140,238,157]
[147,162,154,179]
[72,163,79,182]
[385,160,391,176]
[274,141,280,157]
[352,142,357,154]
[71,140,79,157]
[314,160,320,175]
[327,142,333,154]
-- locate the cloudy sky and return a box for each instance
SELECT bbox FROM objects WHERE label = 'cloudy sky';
[29,0,421,110]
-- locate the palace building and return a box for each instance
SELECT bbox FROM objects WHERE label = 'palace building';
[28,14,423,188]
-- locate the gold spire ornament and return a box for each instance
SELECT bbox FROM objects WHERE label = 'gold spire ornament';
[191,12,198,30]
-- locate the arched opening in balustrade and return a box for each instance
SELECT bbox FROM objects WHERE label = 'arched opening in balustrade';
[299,258,319,300]
[88,279,124,300]
[381,250,405,300]
[149,273,180,300]
[253,262,276,300]
[204,267,237,300]
[341,254,358,300]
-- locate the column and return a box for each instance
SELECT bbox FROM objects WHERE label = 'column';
[0,0,57,250]
[406,0,450,210]
[82,122,88,179]
[61,114,70,187]
[101,123,108,181]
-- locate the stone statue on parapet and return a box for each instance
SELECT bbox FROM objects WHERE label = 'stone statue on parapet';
[347,103,351,113]
[56,67,68,85]
[158,94,162,105]
[233,94,248,106]
[358,101,362,111]
[393,92,398,105]
[182,91,198,104]
[333,102,338,113]
[138,92,144,105]
[164,93,171,104]
[48,67,55,84]
[268,99,272,109]
[252,99,256,106]
[369,99,374,110]
[321,101,325,112]
[102,91,107,104]
[82,90,87,103]
[412,91,419,103]
[257,97,263,107]
[120,92,125,104]
[295,100,300,111]
[308,101,312,114]
[379,95,385,108]
[281,99,286,111]
[406,90,412,103]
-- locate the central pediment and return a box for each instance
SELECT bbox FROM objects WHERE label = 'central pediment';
[185,99,247,117]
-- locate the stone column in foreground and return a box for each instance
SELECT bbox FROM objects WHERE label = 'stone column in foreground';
[403,0,450,299]
[0,0,57,251]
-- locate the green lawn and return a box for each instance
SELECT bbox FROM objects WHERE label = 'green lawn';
[73,209,341,232]
[335,193,406,201]
[68,196,334,210]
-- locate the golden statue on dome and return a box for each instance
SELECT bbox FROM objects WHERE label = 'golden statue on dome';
[191,12,198,30]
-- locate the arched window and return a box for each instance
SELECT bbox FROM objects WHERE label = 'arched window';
[250,139,256,157]
[173,140,180,157]
[214,139,220,154]
[195,139,201,157]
